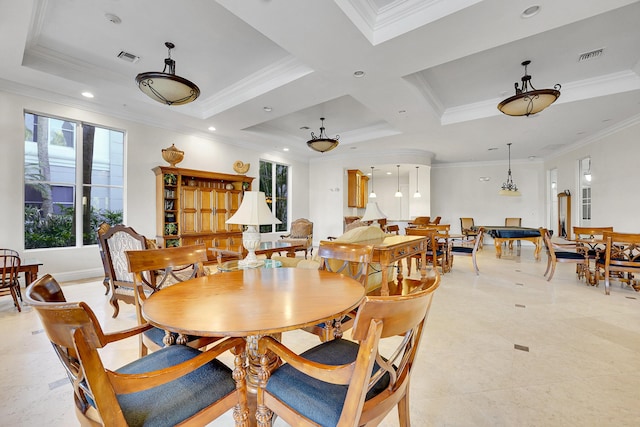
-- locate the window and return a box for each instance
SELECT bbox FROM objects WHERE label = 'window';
[579,157,592,225]
[259,160,288,233]
[24,112,124,249]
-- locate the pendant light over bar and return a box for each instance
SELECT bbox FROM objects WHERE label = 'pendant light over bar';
[369,166,377,198]
[414,166,421,198]
[394,165,402,198]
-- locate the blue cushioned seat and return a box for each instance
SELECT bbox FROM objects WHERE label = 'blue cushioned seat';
[113,345,236,427]
[494,230,540,239]
[266,338,390,427]
[555,252,586,260]
[451,246,473,254]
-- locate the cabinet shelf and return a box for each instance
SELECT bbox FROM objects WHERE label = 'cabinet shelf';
[154,166,254,261]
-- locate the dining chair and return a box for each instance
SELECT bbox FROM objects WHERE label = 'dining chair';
[256,277,440,427]
[541,228,586,281]
[504,217,523,249]
[405,227,447,275]
[597,231,640,295]
[26,273,248,427]
[301,241,374,342]
[450,227,484,275]
[384,224,400,235]
[126,243,220,357]
[96,222,113,295]
[573,226,614,284]
[460,217,479,239]
[99,224,156,318]
[0,250,22,312]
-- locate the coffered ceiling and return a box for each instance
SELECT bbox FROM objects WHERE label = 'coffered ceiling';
[1,0,639,166]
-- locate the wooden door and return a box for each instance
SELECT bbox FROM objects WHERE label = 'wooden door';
[182,186,198,234]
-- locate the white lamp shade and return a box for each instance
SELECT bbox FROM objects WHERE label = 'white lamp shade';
[226,191,281,225]
[360,202,387,222]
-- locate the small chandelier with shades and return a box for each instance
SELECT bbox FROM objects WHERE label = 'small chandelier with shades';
[497,60,561,117]
[307,117,339,153]
[136,42,200,106]
[499,143,521,196]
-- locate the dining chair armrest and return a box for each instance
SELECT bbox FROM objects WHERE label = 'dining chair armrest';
[102,322,154,344]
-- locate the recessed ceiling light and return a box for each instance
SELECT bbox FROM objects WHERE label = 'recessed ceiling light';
[105,13,121,24]
[300,126,310,130]
[488,147,498,151]
[353,70,366,78]
[283,147,289,152]
[386,171,392,175]
[479,176,491,182]
[528,156,536,160]
[398,110,406,114]
[81,92,94,98]
[521,5,540,18]
[208,126,216,131]
[263,107,272,112]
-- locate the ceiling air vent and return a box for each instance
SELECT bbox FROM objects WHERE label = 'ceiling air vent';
[578,48,604,62]
[117,51,140,63]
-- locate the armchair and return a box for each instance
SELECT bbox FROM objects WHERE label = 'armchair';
[541,228,586,281]
[26,274,247,427]
[280,218,313,258]
[99,224,155,318]
[257,278,440,427]
[460,217,479,238]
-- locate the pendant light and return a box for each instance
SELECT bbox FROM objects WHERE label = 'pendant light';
[497,60,561,117]
[135,42,200,106]
[369,166,377,198]
[307,117,339,153]
[413,166,421,198]
[499,143,521,196]
[394,165,402,197]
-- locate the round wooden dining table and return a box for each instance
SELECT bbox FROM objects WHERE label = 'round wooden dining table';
[142,267,365,405]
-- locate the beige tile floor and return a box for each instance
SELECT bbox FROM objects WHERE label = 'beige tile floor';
[2,244,640,426]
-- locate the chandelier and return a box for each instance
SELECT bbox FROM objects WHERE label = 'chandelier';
[499,143,521,196]
[497,60,560,117]
[307,118,339,153]
[136,42,200,106]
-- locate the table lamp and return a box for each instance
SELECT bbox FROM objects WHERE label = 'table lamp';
[226,191,281,267]
[360,202,387,227]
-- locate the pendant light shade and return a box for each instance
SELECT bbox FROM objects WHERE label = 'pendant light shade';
[413,166,421,198]
[499,143,521,196]
[394,165,402,198]
[136,42,200,106]
[307,117,339,153]
[369,166,377,198]
[498,60,560,117]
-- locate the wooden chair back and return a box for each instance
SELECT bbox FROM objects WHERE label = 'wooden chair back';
[317,241,374,287]
[505,217,522,227]
[601,231,640,295]
[0,250,22,312]
[126,244,209,355]
[99,224,148,318]
[460,217,478,238]
[280,218,314,258]
[405,227,445,273]
[430,216,442,225]
[258,277,440,427]
[409,216,430,227]
[385,224,400,235]
[540,228,586,281]
[26,273,246,427]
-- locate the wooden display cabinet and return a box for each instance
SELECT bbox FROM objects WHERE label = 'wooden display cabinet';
[153,166,253,261]
[347,169,368,208]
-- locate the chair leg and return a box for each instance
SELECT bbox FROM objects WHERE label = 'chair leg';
[472,254,479,276]
[546,262,556,281]
[544,258,552,277]
[10,286,21,312]
[109,295,120,318]
[103,276,110,295]
[397,390,410,427]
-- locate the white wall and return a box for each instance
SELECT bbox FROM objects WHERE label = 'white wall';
[431,160,546,234]
[0,90,309,281]
[544,119,640,232]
